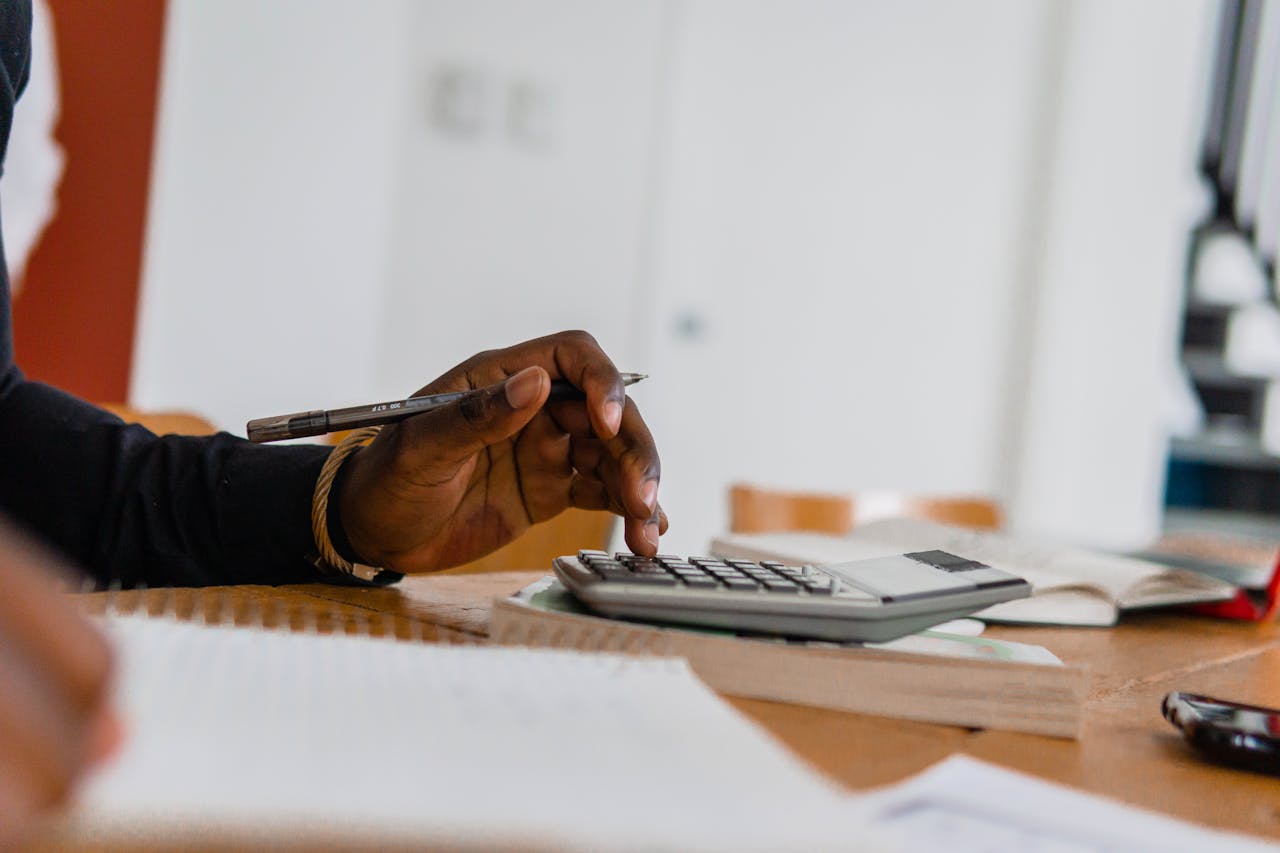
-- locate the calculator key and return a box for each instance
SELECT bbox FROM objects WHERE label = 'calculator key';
[578,549,610,560]
[632,565,669,574]
[761,581,801,594]
[802,580,837,595]
[597,569,633,582]
[726,559,759,568]
[660,560,697,571]
[588,559,626,572]
[691,558,728,568]
[621,573,679,586]
[681,575,720,590]
[759,561,787,569]
[722,577,760,591]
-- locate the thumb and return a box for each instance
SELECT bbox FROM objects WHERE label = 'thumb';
[405,366,548,464]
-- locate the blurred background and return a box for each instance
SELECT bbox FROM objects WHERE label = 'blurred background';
[8,0,1278,560]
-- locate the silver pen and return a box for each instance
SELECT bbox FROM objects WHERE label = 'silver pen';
[246,372,647,443]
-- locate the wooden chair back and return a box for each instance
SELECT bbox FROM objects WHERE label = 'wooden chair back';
[440,509,615,574]
[729,482,1002,534]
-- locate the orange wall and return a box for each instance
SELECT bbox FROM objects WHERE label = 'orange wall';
[11,0,167,403]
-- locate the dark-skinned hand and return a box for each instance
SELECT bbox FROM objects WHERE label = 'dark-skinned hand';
[337,331,666,574]
[0,517,121,845]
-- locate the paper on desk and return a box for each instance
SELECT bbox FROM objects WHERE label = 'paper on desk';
[862,754,1275,852]
[76,615,889,852]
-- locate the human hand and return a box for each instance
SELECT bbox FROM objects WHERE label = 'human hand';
[336,331,666,573]
[0,518,119,844]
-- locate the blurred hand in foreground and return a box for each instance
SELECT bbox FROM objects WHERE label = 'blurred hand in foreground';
[0,517,119,844]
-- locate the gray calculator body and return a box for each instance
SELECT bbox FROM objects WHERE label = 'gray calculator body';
[553,549,1032,643]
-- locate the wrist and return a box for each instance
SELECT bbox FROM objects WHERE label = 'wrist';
[326,446,366,566]
[310,428,397,583]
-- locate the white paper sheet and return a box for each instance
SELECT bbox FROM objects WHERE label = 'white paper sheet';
[78,615,883,851]
[862,754,1275,853]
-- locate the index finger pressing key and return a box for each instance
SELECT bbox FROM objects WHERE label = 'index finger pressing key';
[603,397,663,525]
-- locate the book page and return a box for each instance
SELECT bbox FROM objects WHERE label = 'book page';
[76,615,881,851]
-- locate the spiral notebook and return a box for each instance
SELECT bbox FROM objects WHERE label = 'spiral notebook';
[71,614,873,851]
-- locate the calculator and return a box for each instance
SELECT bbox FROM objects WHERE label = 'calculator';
[553,549,1032,642]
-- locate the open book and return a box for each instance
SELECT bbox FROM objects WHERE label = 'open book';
[711,519,1238,627]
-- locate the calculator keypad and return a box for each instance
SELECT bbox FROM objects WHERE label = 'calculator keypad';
[576,550,843,596]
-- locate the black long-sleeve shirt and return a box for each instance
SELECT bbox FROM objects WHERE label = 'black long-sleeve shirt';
[0,1,379,587]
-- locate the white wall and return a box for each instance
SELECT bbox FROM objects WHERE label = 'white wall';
[643,0,1059,553]
[132,0,1213,554]
[132,0,412,430]
[372,0,671,401]
[134,0,670,422]
[1008,0,1209,549]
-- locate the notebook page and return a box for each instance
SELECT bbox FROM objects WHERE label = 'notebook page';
[76,615,882,852]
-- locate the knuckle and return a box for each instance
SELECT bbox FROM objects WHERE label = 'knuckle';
[561,329,598,349]
[459,349,499,376]
[457,391,492,427]
[624,445,660,481]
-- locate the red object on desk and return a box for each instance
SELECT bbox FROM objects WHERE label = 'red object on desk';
[1188,553,1280,621]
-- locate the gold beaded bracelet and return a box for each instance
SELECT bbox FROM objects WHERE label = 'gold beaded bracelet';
[310,426,387,582]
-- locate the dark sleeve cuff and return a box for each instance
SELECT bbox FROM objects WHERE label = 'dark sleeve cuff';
[0,379,400,587]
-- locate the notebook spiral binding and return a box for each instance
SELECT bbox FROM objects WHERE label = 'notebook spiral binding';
[74,579,675,657]
[75,580,485,647]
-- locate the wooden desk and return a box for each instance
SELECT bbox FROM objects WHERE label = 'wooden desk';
[68,572,1280,843]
